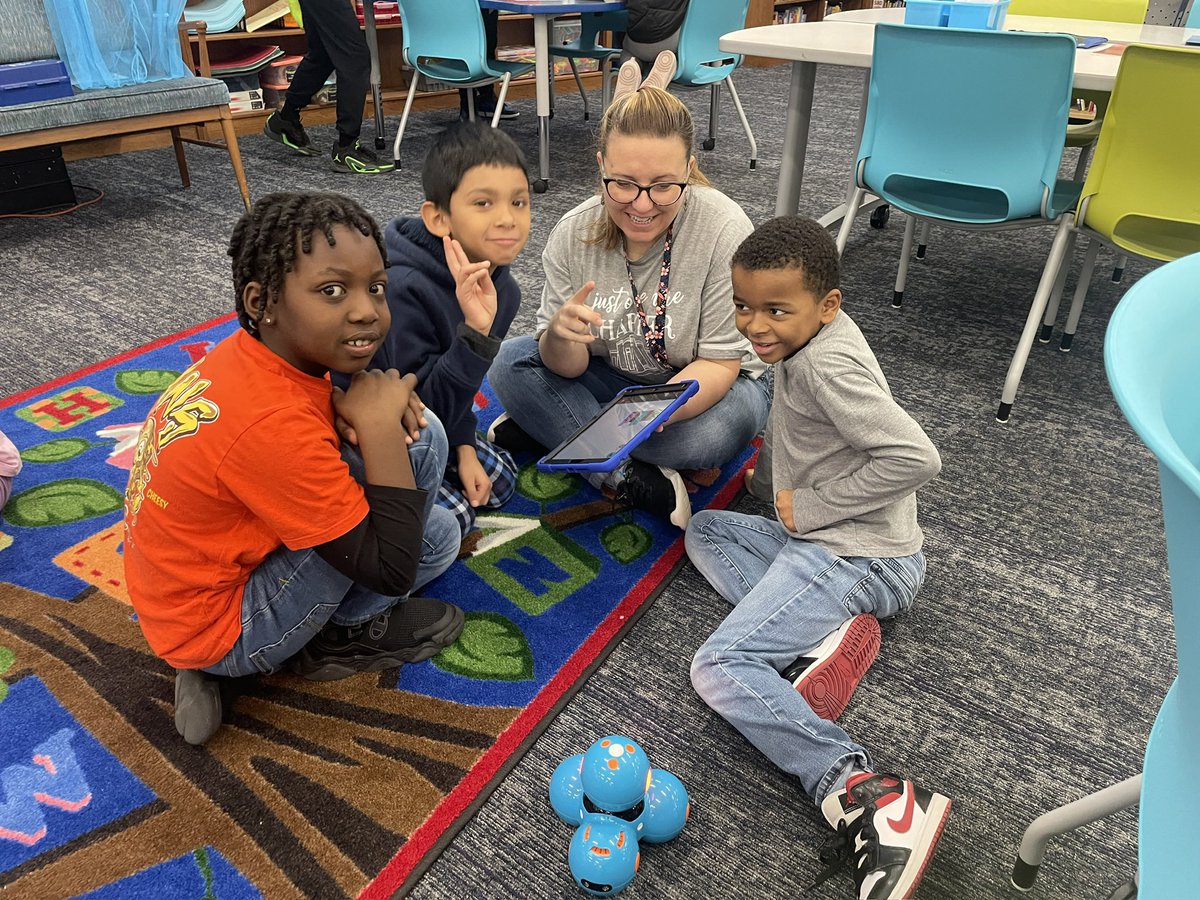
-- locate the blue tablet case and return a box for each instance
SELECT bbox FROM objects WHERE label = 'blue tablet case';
[536,380,700,474]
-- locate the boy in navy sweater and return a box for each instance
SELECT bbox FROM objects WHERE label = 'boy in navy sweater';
[368,122,530,536]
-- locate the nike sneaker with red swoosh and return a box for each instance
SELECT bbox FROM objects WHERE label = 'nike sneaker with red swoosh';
[814,772,951,899]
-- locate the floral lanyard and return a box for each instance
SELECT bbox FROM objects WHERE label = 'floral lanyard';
[624,222,674,368]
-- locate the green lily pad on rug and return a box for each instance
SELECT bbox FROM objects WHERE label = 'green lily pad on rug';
[20,437,94,464]
[434,612,534,682]
[115,369,181,395]
[601,521,653,564]
[4,478,125,527]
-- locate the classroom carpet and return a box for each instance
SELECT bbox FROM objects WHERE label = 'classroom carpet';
[0,314,755,898]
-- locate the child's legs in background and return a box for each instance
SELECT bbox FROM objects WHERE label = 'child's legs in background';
[686,509,925,803]
[204,412,458,678]
[437,436,518,537]
[291,0,370,143]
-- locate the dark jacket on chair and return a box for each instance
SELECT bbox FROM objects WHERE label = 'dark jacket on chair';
[626,0,689,44]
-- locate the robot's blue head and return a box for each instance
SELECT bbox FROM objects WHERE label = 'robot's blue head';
[581,736,651,813]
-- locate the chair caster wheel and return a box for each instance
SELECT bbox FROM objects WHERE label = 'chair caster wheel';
[533,179,548,194]
[869,205,891,229]
[702,138,715,151]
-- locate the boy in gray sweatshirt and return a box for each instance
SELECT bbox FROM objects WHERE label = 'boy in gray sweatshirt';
[685,216,949,900]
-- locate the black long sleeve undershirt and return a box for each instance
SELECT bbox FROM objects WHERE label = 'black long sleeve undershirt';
[313,484,428,596]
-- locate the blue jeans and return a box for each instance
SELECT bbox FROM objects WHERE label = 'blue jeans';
[685,509,926,804]
[204,411,460,678]
[488,335,771,471]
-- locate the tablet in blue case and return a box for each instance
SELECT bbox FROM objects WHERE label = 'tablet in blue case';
[536,380,700,474]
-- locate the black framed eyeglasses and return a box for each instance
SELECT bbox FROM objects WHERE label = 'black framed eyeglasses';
[601,175,688,207]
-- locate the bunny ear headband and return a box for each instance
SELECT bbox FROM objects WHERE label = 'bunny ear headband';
[610,50,677,103]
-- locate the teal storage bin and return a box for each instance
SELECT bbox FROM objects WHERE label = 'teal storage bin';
[904,0,1010,31]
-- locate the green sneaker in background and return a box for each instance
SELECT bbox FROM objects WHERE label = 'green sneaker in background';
[263,110,317,156]
[330,140,395,175]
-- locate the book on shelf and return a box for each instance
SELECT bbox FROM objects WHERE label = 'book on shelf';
[244,0,290,32]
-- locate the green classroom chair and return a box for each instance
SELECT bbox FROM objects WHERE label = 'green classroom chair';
[1038,43,1200,353]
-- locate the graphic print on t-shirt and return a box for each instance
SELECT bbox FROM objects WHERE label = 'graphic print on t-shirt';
[124,366,219,529]
[590,286,685,378]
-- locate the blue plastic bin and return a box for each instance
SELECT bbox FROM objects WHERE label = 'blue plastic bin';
[904,0,1010,31]
[0,59,73,107]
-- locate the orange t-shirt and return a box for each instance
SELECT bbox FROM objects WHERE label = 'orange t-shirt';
[123,329,369,668]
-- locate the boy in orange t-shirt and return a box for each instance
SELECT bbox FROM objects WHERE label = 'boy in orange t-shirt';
[123,192,462,745]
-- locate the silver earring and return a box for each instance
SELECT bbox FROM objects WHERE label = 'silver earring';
[264,317,272,325]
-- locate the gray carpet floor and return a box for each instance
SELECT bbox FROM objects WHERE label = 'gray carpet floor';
[0,63,1171,900]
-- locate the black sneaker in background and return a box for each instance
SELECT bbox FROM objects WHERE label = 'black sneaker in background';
[816,772,951,899]
[330,139,395,175]
[263,110,317,156]
[477,100,519,121]
[616,460,691,530]
[486,413,547,455]
[291,596,464,681]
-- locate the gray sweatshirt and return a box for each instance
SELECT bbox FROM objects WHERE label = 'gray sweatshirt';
[537,186,767,382]
[755,311,941,558]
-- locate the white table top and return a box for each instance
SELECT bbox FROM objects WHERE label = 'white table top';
[720,9,1198,91]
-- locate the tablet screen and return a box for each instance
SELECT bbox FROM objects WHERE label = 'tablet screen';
[541,385,689,465]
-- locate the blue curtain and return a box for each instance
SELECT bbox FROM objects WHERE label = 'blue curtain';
[43,0,191,89]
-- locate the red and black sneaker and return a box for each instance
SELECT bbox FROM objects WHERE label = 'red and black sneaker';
[815,772,951,899]
[781,614,882,720]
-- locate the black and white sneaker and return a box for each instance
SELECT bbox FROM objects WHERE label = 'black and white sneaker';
[615,460,691,530]
[816,772,951,899]
[486,412,547,455]
[781,614,881,721]
[291,596,464,681]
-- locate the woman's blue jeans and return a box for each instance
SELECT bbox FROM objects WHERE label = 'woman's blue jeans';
[685,509,926,803]
[488,335,770,471]
[204,410,460,678]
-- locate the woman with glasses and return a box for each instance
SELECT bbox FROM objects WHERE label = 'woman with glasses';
[488,61,770,529]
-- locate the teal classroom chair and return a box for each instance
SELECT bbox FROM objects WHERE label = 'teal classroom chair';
[1011,251,1200,899]
[833,24,1081,422]
[1188,0,1200,27]
[391,0,533,166]
[548,10,627,121]
[1107,251,1200,900]
[934,0,1148,278]
[670,0,758,169]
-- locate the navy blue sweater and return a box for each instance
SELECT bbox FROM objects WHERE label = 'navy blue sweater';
[354,216,522,449]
